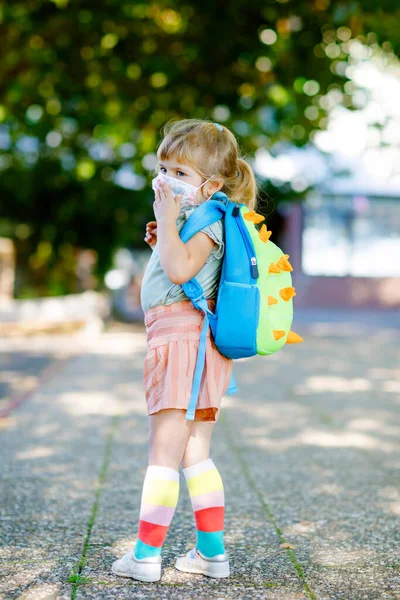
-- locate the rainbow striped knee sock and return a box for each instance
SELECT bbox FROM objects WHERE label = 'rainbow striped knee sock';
[183,458,225,558]
[134,465,180,559]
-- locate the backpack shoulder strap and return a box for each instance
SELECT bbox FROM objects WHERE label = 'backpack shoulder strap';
[179,193,228,244]
[184,295,237,421]
[178,192,238,421]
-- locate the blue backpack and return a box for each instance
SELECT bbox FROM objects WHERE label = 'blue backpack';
[180,190,303,420]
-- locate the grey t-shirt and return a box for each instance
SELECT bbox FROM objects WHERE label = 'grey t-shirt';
[140,203,224,312]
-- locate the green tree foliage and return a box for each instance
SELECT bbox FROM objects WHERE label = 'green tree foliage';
[0,0,398,295]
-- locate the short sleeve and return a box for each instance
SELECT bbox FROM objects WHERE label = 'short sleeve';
[200,219,225,263]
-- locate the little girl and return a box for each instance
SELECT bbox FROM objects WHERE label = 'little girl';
[112,118,259,583]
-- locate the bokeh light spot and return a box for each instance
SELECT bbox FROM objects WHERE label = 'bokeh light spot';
[76,159,96,180]
[150,73,168,88]
[260,29,277,45]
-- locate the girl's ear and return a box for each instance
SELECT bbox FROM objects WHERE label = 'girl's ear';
[204,177,223,198]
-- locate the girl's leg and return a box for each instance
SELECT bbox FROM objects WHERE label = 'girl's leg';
[181,420,226,558]
[181,419,215,470]
[133,409,193,559]
[148,407,194,468]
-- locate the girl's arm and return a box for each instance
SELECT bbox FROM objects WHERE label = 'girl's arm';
[157,218,216,285]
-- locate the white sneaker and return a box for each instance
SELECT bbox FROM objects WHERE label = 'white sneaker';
[112,550,162,582]
[175,547,230,578]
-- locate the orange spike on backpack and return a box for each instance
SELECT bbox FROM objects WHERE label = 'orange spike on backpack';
[273,330,286,341]
[259,224,272,243]
[267,295,278,305]
[276,255,293,272]
[279,286,296,301]
[268,262,281,274]
[244,210,265,224]
[286,331,303,344]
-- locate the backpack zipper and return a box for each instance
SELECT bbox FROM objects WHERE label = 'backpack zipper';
[232,203,259,280]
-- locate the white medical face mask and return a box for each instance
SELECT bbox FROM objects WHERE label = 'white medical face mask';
[152,172,215,208]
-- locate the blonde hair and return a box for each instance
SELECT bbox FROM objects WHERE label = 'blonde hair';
[154,118,260,210]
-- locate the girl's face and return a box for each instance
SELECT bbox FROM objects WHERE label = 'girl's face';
[158,160,201,184]
[157,159,210,203]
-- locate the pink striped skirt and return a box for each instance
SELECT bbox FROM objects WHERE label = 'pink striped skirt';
[143,299,233,422]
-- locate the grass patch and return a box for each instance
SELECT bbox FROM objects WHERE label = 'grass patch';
[67,570,94,585]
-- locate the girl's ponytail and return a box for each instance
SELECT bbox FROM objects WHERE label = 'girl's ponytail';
[229,157,258,211]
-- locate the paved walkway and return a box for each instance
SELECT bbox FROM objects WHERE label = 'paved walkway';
[0,316,399,600]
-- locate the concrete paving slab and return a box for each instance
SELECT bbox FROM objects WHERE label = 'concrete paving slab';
[79,398,304,598]
[0,332,146,600]
[219,320,400,600]
[1,319,399,600]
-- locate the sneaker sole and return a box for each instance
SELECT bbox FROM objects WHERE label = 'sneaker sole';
[111,564,161,582]
[175,562,230,578]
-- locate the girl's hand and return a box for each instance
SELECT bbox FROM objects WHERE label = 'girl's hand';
[153,180,182,224]
[144,221,157,248]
